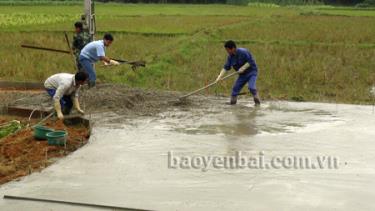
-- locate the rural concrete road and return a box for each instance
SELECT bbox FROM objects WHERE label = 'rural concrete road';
[0,100,374,211]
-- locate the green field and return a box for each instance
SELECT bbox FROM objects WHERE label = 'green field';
[0,4,375,104]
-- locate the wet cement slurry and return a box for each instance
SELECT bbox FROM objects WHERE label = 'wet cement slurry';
[0,99,375,211]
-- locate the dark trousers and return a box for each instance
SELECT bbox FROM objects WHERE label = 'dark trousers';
[46,89,73,115]
[232,71,258,97]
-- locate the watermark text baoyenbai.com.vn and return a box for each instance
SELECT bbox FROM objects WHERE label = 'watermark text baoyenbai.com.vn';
[168,151,340,172]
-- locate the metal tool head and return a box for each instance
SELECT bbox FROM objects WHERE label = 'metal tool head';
[129,60,146,71]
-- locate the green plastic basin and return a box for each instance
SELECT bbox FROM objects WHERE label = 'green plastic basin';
[46,131,68,146]
[33,125,55,140]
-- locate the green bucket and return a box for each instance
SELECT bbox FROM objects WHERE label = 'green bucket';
[46,131,68,146]
[33,125,55,140]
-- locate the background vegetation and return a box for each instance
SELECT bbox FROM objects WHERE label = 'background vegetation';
[1,0,375,6]
[0,3,374,104]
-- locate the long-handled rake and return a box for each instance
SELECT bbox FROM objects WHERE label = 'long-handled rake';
[179,71,238,100]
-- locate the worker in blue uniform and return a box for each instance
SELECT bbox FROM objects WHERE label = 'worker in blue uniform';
[215,40,260,106]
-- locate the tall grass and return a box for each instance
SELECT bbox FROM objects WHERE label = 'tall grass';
[0,4,374,104]
[0,0,81,5]
[247,0,322,5]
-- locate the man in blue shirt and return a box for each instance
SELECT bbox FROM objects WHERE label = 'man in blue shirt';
[79,33,120,87]
[215,40,260,106]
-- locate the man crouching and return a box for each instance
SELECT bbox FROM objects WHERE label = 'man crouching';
[44,72,88,119]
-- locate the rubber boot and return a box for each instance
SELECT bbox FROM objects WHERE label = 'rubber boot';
[229,96,237,105]
[254,95,261,107]
[88,80,96,88]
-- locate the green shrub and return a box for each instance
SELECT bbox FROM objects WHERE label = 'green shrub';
[226,0,249,5]
[356,0,375,7]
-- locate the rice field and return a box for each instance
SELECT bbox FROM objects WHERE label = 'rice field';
[0,3,374,104]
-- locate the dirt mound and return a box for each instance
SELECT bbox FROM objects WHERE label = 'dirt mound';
[0,90,46,107]
[0,116,89,185]
[1,84,199,117]
[81,84,155,112]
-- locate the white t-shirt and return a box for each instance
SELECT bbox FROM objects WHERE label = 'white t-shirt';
[44,73,80,101]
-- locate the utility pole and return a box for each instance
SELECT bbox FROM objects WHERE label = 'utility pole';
[83,0,96,41]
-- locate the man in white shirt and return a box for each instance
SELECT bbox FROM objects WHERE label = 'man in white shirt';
[79,33,120,87]
[44,72,88,119]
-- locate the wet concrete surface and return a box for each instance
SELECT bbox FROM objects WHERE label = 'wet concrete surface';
[0,98,375,211]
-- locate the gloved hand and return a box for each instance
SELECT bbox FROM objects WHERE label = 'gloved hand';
[77,108,85,115]
[73,97,84,115]
[57,112,64,120]
[109,59,121,66]
[54,101,64,120]
[215,69,226,83]
[238,62,250,74]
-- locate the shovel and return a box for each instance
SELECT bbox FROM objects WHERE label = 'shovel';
[111,59,146,71]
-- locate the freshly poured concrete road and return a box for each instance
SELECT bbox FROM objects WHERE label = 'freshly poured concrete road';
[1,100,375,211]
